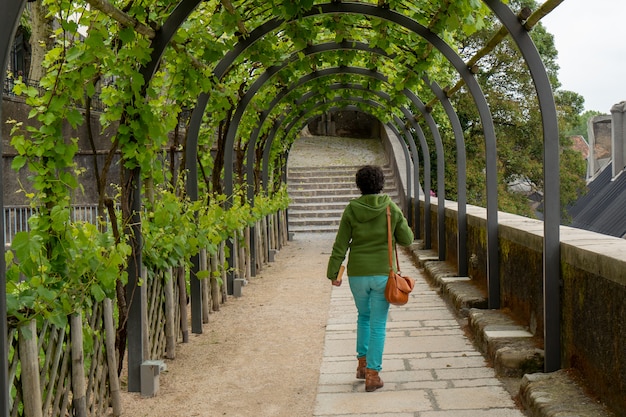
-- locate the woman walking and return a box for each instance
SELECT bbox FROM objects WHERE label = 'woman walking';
[326,165,414,392]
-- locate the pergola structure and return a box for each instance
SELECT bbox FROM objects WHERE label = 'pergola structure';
[1,0,564,410]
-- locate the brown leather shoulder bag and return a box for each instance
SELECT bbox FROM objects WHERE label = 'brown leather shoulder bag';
[384,205,415,306]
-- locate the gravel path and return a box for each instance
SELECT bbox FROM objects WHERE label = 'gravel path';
[120,135,384,416]
[120,233,335,417]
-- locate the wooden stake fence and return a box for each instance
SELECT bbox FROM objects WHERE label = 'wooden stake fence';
[6,212,288,416]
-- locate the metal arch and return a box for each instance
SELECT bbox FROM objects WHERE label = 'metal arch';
[223,41,388,200]
[248,77,430,236]
[237,65,440,246]
[183,93,208,331]
[250,70,443,250]
[399,110,432,246]
[282,83,431,238]
[484,0,561,372]
[140,1,204,83]
[0,1,28,413]
[122,0,209,389]
[233,42,393,191]
[308,2,500,309]
[247,68,420,219]
[188,2,500,307]
[247,79,428,225]
[391,114,417,201]
[264,97,410,198]
[111,0,215,390]
[261,98,409,188]
[141,0,213,343]
[267,95,413,178]
[297,83,432,241]
[320,83,428,236]
[262,97,414,202]
[261,84,424,230]
[427,77,468,276]
[401,90,447,261]
[218,66,393,293]
[218,42,390,292]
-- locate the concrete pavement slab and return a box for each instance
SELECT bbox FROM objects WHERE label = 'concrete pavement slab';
[314,248,525,416]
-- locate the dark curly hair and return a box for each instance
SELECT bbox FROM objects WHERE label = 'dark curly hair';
[355,165,385,195]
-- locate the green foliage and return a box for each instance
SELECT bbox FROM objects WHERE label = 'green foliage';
[565,109,605,138]
[5,217,131,328]
[448,1,587,217]
[10,0,578,328]
[141,183,289,273]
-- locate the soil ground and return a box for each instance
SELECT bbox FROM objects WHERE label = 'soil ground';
[119,233,334,417]
[119,135,382,416]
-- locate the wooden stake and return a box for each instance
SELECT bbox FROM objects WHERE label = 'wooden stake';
[18,319,43,417]
[200,249,210,323]
[103,299,122,416]
[177,266,189,343]
[71,314,87,417]
[164,268,176,359]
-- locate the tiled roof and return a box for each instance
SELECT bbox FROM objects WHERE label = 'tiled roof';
[569,135,589,160]
[567,162,626,238]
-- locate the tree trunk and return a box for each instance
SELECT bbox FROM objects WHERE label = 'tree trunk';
[28,1,54,82]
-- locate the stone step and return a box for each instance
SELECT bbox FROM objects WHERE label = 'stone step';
[289,165,394,172]
[287,163,398,233]
[288,209,345,219]
[289,194,357,204]
[289,201,348,210]
[287,182,359,195]
[290,187,398,197]
[289,217,341,227]
[288,188,361,197]
[410,246,545,379]
[288,224,339,233]
[288,168,394,180]
[289,177,356,185]
[289,179,397,190]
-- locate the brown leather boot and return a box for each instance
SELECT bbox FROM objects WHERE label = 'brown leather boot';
[365,369,384,392]
[356,357,366,379]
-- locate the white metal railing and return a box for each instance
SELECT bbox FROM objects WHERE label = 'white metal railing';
[4,205,107,246]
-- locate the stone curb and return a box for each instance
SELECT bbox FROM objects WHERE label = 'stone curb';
[520,371,614,417]
[405,242,615,417]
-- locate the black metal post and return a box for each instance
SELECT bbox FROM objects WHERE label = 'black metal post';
[429,79,468,276]
[125,168,145,392]
[484,0,561,372]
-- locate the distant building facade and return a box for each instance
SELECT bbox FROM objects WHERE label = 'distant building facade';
[568,101,626,238]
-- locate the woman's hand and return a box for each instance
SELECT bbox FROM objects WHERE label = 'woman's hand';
[331,279,342,287]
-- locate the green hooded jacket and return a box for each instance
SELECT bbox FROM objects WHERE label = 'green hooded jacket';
[326,194,414,280]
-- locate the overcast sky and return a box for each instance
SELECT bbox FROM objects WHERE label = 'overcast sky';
[540,0,626,113]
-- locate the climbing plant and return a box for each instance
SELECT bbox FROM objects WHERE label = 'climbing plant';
[5,0,587,363]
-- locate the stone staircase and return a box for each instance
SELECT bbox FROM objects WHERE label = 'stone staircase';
[287,165,399,234]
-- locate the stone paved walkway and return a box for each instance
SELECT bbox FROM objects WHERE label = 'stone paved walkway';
[313,244,525,417]
[287,135,526,415]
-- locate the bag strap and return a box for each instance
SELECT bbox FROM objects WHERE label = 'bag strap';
[386,205,400,272]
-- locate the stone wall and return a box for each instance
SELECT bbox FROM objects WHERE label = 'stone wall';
[421,197,626,415]
[308,110,380,138]
[2,96,119,205]
[2,96,184,206]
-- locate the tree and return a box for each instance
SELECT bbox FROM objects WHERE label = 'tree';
[446,0,587,218]
[566,109,605,138]
[27,1,54,81]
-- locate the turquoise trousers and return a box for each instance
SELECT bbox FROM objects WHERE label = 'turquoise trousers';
[348,275,390,371]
